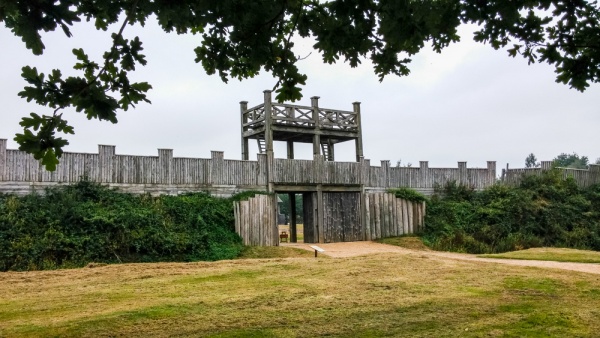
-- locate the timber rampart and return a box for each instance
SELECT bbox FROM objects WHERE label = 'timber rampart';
[0,139,497,196]
[502,160,600,187]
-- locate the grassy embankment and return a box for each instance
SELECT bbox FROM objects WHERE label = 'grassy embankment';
[2,250,600,337]
[480,247,600,264]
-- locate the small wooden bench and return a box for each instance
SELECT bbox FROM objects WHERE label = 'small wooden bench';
[279,231,289,243]
[309,245,325,257]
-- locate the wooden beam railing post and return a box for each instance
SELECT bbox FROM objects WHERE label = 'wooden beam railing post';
[311,96,321,157]
[240,101,249,160]
[353,101,363,162]
[264,90,274,193]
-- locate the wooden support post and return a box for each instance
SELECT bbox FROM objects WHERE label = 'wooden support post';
[272,194,279,246]
[487,161,496,185]
[458,161,467,185]
[0,139,6,181]
[264,90,274,193]
[287,141,295,159]
[311,96,321,157]
[264,91,274,154]
[290,193,297,242]
[309,245,325,257]
[353,102,363,162]
[240,101,249,160]
[317,187,325,243]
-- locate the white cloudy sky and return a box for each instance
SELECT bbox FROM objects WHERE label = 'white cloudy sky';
[1,18,599,173]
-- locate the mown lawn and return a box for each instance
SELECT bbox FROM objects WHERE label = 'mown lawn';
[479,247,600,264]
[2,252,600,337]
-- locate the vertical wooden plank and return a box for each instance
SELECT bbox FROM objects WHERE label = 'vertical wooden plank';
[422,201,426,233]
[402,199,409,235]
[259,195,264,246]
[365,193,371,241]
[273,194,278,246]
[381,193,387,238]
[317,189,324,243]
[407,200,414,234]
[369,194,377,240]
[250,197,256,246]
[384,193,390,237]
[352,193,360,242]
[388,193,395,237]
[312,193,319,243]
[413,201,419,233]
[239,201,246,245]
[397,198,404,235]
[391,195,398,237]
[374,193,381,240]
[0,139,6,182]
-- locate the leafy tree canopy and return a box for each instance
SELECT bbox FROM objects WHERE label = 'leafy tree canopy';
[3,0,600,170]
[553,152,589,169]
[525,153,540,168]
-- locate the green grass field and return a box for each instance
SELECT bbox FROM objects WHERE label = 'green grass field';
[2,249,600,337]
[479,247,600,263]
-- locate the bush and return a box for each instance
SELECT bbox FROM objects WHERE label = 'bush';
[423,171,600,254]
[0,180,244,271]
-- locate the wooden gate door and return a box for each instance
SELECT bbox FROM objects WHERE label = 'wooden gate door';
[322,192,362,242]
[233,194,278,246]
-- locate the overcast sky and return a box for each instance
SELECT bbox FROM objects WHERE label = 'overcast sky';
[1,18,599,173]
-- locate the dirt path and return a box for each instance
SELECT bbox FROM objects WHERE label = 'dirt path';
[282,241,600,275]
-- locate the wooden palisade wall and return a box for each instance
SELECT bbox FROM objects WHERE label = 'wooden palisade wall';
[0,139,498,196]
[364,193,425,240]
[233,194,278,246]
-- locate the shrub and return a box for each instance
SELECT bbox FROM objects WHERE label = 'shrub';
[0,180,244,271]
[423,171,600,254]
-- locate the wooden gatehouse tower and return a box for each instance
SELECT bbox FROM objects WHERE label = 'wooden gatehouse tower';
[240,90,364,163]
[239,90,366,244]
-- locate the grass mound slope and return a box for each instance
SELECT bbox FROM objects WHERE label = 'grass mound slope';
[377,236,430,251]
[479,247,600,264]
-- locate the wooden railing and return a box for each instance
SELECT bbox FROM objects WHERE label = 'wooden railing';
[242,102,359,131]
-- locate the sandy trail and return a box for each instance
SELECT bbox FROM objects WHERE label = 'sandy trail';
[282,241,600,275]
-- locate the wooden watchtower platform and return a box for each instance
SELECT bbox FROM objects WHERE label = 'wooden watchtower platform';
[239,90,369,244]
[240,90,364,162]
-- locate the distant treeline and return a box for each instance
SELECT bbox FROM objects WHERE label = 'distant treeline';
[423,169,600,253]
[0,180,254,271]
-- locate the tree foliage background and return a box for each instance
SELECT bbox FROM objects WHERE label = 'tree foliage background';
[553,152,590,169]
[2,0,600,169]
